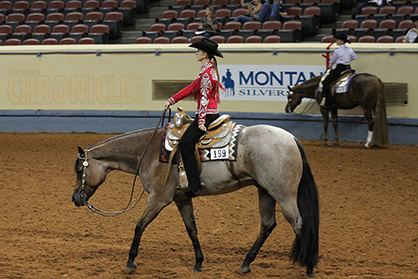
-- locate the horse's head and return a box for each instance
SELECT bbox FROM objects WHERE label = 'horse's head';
[72,147,107,207]
[285,85,303,113]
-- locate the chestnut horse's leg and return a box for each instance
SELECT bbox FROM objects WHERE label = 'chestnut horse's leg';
[331,108,339,145]
[320,108,329,146]
[240,187,277,274]
[363,108,375,148]
[174,196,204,272]
[126,194,172,274]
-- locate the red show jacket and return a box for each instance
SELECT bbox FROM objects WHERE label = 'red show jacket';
[168,62,225,126]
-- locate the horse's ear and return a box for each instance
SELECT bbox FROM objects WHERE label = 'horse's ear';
[287,85,292,91]
[77,146,85,158]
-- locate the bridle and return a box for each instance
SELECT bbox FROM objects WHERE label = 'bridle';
[77,109,171,217]
[287,90,317,115]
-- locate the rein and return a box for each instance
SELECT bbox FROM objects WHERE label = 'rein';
[291,98,317,115]
[80,109,172,217]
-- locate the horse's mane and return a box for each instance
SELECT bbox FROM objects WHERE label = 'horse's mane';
[294,75,322,91]
[87,127,165,151]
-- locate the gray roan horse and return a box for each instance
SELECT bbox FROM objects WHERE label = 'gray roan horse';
[285,74,388,147]
[72,123,319,277]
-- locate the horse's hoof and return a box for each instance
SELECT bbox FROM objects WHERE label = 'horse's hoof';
[240,265,251,274]
[192,267,203,272]
[306,272,315,278]
[125,262,137,274]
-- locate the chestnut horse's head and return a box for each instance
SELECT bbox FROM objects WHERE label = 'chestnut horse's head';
[285,85,303,113]
[72,147,107,207]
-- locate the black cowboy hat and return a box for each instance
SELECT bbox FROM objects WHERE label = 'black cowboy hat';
[189,37,223,58]
[333,34,351,44]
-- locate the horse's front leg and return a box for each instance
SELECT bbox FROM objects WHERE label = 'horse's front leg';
[174,196,204,272]
[331,108,339,145]
[126,193,172,274]
[320,108,329,146]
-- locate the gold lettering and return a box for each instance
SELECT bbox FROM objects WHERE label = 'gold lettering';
[52,76,69,104]
[21,76,36,104]
[7,76,19,104]
[71,75,87,104]
[108,76,118,104]
[88,76,94,104]
[120,76,132,104]
[37,76,51,104]
[95,76,107,104]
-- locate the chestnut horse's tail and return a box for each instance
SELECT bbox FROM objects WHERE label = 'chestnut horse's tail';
[373,77,389,146]
[290,139,319,271]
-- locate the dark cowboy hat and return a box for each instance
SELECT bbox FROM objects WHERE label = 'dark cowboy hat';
[189,37,223,58]
[333,33,351,44]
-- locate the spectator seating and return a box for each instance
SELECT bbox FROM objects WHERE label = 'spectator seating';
[23,38,40,45]
[88,24,109,43]
[119,0,136,26]
[135,36,152,43]
[0,1,12,16]
[12,24,31,42]
[358,35,375,42]
[78,37,96,44]
[210,35,226,43]
[373,18,396,39]
[41,38,58,44]
[171,36,188,43]
[0,25,13,43]
[5,38,22,45]
[376,34,393,42]
[30,1,47,14]
[69,24,89,42]
[50,24,70,42]
[226,34,243,43]
[153,36,170,43]
[12,1,30,15]
[47,1,65,14]
[32,24,51,42]
[60,37,77,44]
[263,35,281,43]
[245,35,262,43]
[395,35,405,42]
[25,13,45,30]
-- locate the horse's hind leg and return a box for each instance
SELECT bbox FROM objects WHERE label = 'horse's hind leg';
[126,194,172,274]
[174,196,204,272]
[241,187,277,274]
[331,108,339,145]
[363,108,375,148]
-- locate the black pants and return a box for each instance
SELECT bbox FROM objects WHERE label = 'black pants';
[322,64,351,108]
[178,113,220,192]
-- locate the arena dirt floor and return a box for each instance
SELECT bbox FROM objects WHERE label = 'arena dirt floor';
[0,133,417,279]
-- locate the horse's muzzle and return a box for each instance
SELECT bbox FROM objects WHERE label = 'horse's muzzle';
[72,190,88,207]
[285,104,292,113]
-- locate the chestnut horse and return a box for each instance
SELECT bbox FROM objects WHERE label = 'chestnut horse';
[72,124,319,277]
[285,74,388,147]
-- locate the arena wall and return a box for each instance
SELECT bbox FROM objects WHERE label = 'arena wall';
[0,43,417,145]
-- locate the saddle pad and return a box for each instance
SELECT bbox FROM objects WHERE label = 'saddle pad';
[159,124,244,163]
[318,69,356,94]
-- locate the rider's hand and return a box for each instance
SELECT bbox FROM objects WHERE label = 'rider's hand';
[164,101,171,110]
[198,124,207,132]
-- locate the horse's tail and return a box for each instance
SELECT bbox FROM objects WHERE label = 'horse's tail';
[373,77,389,146]
[290,138,319,270]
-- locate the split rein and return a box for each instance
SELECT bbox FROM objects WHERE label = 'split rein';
[79,109,172,217]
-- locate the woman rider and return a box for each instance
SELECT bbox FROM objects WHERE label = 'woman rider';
[164,38,225,193]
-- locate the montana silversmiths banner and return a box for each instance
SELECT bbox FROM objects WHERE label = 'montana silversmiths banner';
[218,65,325,101]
